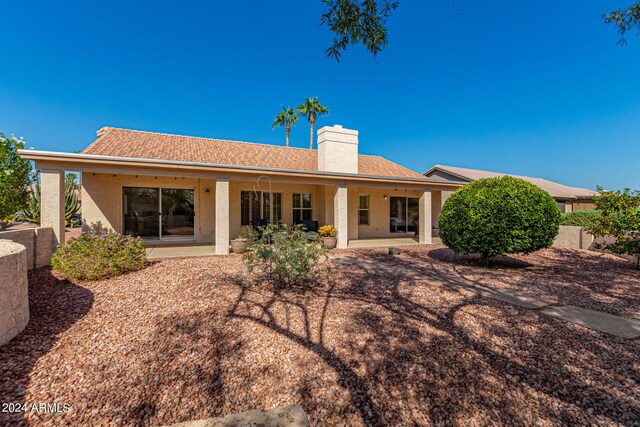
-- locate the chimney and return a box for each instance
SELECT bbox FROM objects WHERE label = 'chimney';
[317,125,359,174]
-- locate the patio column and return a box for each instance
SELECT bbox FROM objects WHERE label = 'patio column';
[40,169,65,248]
[419,189,433,244]
[215,178,230,255]
[334,184,348,249]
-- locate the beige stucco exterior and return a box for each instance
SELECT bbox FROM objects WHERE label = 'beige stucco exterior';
[21,125,462,253]
[79,172,455,251]
[82,173,216,243]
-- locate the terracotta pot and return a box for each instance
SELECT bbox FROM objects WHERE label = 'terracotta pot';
[322,236,337,249]
[230,239,247,254]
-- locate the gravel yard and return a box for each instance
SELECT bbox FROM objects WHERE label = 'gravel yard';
[1,247,639,426]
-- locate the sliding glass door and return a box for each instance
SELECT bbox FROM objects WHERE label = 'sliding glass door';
[161,189,195,240]
[390,196,420,233]
[123,187,160,240]
[123,187,194,241]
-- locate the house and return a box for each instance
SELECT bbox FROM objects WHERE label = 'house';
[18,125,462,253]
[424,165,597,218]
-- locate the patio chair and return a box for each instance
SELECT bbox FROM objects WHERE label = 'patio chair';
[294,220,320,239]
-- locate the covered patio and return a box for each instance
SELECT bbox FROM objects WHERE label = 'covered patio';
[18,125,461,256]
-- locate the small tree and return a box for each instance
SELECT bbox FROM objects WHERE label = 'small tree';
[439,176,561,265]
[585,187,640,269]
[0,133,32,221]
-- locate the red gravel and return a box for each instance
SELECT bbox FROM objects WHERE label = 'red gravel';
[0,248,639,426]
[392,245,640,320]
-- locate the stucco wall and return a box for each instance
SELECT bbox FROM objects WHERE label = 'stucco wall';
[0,227,53,269]
[228,181,328,239]
[81,173,440,243]
[353,187,425,239]
[572,200,596,211]
[82,173,215,243]
[552,226,594,250]
[0,240,29,347]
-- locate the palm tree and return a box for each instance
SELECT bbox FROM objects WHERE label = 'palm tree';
[297,97,330,149]
[271,106,298,147]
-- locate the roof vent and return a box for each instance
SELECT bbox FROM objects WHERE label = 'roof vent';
[96,127,111,137]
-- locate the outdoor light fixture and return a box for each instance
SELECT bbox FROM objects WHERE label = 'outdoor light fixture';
[384,195,388,200]
[204,188,210,194]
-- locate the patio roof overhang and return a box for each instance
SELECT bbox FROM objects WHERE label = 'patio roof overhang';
[18,149,463,191]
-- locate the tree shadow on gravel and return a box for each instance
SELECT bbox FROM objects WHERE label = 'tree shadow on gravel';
[118,314,243,426]
[0,267,94,427]
[336,251,640,425]
[226,251,639,425]
[422,246,640,319]
[226,280,383,425]
[427,247,533,269]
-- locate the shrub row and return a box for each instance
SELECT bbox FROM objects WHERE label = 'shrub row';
[559,210,600,228]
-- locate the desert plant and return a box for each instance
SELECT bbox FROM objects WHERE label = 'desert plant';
[559,210,601,228]
[585,187,640,269]
[19,174,81,227]
[318,225,337,237]
[242,224,329,286]
[51,233,147,281]
[439,176,561,265]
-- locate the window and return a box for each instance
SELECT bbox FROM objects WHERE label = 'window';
[358,195,370,225]
[293,193,312,223]
[241,191,282,225]
[557,200,566,214]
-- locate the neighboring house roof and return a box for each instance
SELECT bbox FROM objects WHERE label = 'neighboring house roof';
[424,165,597,200]
[81,127,425,180]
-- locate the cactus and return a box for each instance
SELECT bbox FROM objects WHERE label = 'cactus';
[20,184,41,224]
[20,175,81,227]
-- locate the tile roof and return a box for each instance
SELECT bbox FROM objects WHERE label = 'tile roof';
[81,127,425,179]
[426,165,597,199]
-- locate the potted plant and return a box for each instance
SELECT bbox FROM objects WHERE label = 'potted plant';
[230,226,252,254]
[319,225,337,249]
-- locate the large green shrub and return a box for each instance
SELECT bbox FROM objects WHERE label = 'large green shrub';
[559,210,600,228]
[0,133,32,221]
[439,176,561,264]
[243,224,328,286]
[585,187,640,269]
[51,233,147,281]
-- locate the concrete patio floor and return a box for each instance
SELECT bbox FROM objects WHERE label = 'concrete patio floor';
[347,236,442,248]
[146,244,216,259]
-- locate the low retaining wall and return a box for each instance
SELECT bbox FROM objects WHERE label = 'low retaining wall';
[0,227,53,269]
[0,240,29,347]
[553,226,594,250]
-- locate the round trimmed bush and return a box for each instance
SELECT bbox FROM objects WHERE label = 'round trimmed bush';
[51,233,147,281]
[439,176,560,263]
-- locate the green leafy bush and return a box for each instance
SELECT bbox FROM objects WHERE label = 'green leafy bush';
[439,176,561,264]
[51,233,147,281]
[243,224,328,286]
[0,132,32,220]
[559,210,600,228]
[586,187,640,269]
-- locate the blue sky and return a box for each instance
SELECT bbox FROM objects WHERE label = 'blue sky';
[1,1,638,190]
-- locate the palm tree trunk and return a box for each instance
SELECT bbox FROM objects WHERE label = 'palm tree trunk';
[309,119,315,150]
[286,121,290,147]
